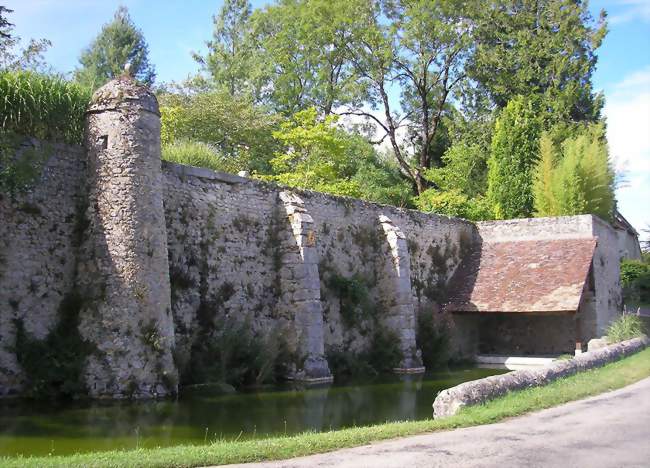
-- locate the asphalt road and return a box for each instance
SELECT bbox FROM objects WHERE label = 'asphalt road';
[221,377,650,468]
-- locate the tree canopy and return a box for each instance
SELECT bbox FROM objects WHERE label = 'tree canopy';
[75,6,155,89]
[1,0,619,222]
[0,6,51,72]
[195,0,257,97]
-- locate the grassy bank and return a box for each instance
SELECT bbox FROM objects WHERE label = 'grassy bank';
[2,347,650,468]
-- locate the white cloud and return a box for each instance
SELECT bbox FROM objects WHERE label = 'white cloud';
[604,65,650,239]
[608,0,650,24]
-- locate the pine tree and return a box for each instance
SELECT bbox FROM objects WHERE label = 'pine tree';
[75,6,155,89]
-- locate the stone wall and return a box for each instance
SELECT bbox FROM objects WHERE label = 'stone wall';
[0,136,477,396]
[590,217,624,335]
[0,141,86,396]
[0,79,626,397]
[0,145,626,395]
[161,162,476,381]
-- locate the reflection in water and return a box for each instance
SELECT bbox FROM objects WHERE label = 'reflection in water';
[0,366,505,457]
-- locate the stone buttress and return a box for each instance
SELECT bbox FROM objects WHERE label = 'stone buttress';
[79,76,177,398]
[379,215,424,372]
[278,191,332,382]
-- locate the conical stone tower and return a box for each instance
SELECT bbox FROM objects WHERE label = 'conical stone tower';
[80,76,177,398]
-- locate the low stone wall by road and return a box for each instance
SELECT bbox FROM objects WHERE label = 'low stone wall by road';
[433,335,650,418]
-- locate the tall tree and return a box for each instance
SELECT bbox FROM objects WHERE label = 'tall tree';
[248,0,363,115]
[469,0,607,123]
[195,0,257,96]
[342,0,475,194]
[0,6,12,40]
[0,6,51,72]
[75,6,155,89]
[487,96,542,219]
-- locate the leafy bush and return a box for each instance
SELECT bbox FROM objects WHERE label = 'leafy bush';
[620,259,650,305]
[416,311,451,369]
[184,316,290,388]
[162,139,247,174]
[607,314,646,344]
[159,90,280,173]
[0,134,49,195]
[366,327,403,374]
[326,327,403,381]
[325,272,371,328]
[414,188,491,221]
[487,96,542,219]
[0,71,91,144]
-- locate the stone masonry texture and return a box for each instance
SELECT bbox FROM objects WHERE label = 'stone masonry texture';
[79,77,177,398]
[0,78,629,398]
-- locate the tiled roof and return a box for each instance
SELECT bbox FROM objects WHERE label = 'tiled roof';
[444,238,597,314]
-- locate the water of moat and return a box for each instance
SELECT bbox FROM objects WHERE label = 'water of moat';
[0,366,506,457]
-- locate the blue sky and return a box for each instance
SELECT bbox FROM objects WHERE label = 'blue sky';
[4,0,650,239]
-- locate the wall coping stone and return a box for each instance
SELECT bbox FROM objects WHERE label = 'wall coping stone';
[160,161,476,227]
[162,161,249,185]
[432,335,650,418]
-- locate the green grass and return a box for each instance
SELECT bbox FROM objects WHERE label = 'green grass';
[0,71,91,144]
[607,314,646,343]
[2,347,650,468]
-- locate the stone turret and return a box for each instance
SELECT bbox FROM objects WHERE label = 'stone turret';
[80,76,177,398]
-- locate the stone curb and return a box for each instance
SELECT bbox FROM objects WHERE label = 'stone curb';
[432,335,650,418]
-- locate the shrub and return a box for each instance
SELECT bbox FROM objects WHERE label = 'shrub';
[487,96,542,219]
[416,311,451,369]
[325,272,372,328]
[414,188,491,221]
[366,327,402,373]
[162,139,247,174]
[326,327,403,381]
[0,135,49,195]
[325,348,376,380]
[620,259,650,305]
[159,90,279,173]
[607,314,646,344]
[184,316,290,388]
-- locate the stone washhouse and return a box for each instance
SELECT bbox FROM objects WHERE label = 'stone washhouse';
[0,77,635,398]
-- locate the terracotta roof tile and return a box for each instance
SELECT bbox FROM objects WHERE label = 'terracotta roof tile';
[444,238,596,313]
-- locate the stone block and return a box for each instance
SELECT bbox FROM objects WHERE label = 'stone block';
[433,335,649,418]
